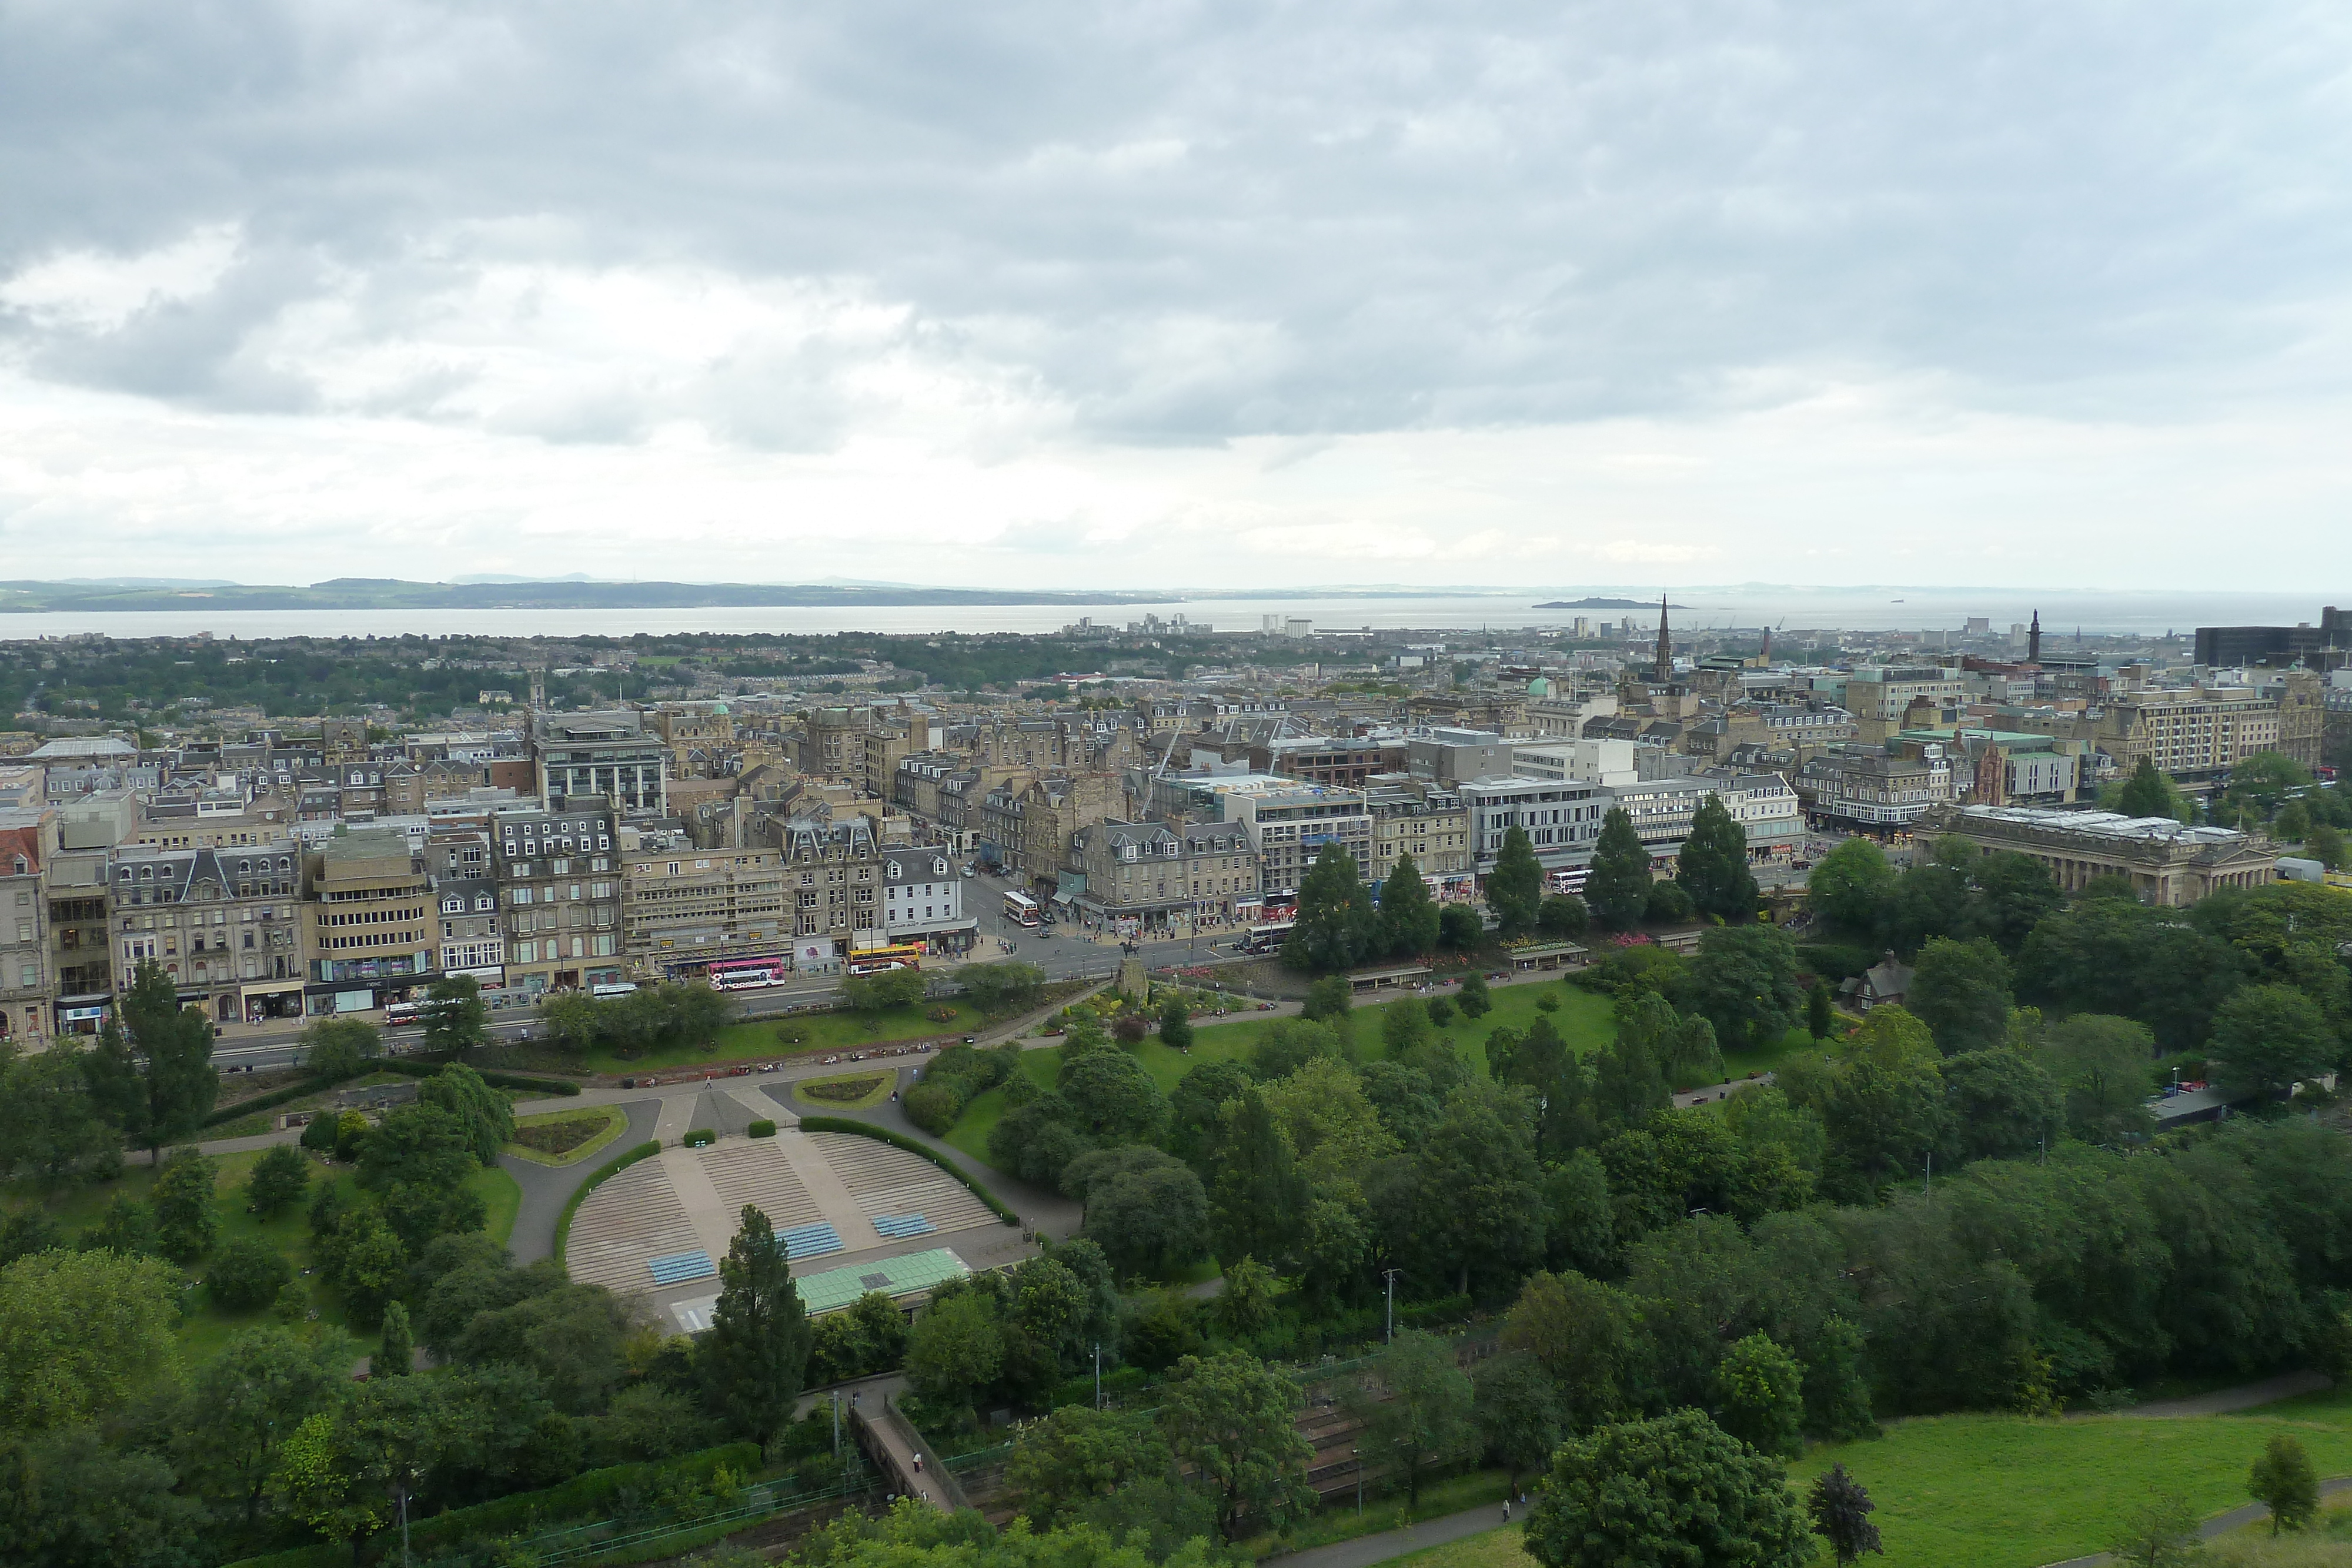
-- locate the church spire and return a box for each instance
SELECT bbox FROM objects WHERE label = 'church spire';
[2027,609,2042,666]
[1654,593,1672,682]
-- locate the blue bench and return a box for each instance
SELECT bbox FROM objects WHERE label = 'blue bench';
[780,1222,844,1259]
[647,1250,717,1285]
[871,1213,934,1239]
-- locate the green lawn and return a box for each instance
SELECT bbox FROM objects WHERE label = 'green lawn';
[5,1148,520,1368]
[203,1071,415,1140]
[1790,1392,2352,1568]
[791,1070,897,1109]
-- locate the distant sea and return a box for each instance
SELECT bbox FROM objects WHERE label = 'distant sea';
[0,587,2338,641]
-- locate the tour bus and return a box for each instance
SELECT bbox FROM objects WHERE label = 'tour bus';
[1241,920,1296,955]
[590,981,640,999]
[707,956,791,991]
[846,944,926,977]
[1546,867,1591,896]
[1003,890,1042,929]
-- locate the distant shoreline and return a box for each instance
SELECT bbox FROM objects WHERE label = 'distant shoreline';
[1534,598,1685,610]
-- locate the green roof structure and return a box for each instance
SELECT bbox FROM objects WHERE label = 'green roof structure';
[795,1247,971,1316]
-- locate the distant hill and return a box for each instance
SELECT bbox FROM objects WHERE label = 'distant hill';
[1534,597,1684,610]
[0,580,1167,613]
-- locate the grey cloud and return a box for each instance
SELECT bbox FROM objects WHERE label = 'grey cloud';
[2,1,2348,442]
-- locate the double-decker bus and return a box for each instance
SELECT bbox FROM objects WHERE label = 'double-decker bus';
[383,1000,423,1026]
[1003,890,1041,928]
[707,956,791,991]
[1546,867,1591,896]
[846,943,925,976]
[1241,920,1295,955]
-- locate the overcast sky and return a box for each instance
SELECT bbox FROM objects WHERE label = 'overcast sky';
[3,1,2350,592]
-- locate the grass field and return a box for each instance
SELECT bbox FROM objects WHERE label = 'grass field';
[580,1003,963,1075]
[506,1104,628,1166]
[4,1148,520,1366]
[1790,1389,2352,1568]
[203,1070,415,1139]
[1383,1526,1528,1568]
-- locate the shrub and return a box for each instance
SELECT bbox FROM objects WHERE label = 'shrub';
[299,1113,339,1153]
[1426,996,1456,1027]
[207,1235,293,1310]
[903,1082,963,1135]
[1535,993,1561,1013]
[775,1021,811,1047]
[246,1144,311,1218]
[683,1129,716,1148]
[925,1005,958,1024]
[748,1120,777,1139]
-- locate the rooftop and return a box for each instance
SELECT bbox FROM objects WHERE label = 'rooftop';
[1953,805,2248,847]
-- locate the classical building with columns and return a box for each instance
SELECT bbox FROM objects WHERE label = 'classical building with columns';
[1919,803,2280,907]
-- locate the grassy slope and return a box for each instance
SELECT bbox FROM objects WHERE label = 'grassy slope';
[1385,1527,1529,1568]
[5,1148,520,1366]
[1791,1389,2352,1568]
[580,1002,965,1075]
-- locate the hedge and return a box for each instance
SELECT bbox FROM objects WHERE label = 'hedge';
[219,1442,762,1568]
[375,1057,584,1096]
[201,1071,351,1128]
[683,1128,716,1148]
[553,1141,662,1263]
[748,1119,777,1138]
[797,1116,1020,1225]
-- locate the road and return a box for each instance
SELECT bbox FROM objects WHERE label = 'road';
[205,871,1249,1077]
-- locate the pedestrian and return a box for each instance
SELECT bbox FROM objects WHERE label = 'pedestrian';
[1502,1500,1511,1523]
[913,1453,922,1473]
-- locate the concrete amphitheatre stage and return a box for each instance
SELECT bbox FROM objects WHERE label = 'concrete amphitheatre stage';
[563,1086,1003,1329]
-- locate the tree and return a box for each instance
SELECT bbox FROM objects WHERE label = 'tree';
[0,1423,208,1568]
[1488,827,1546,938]
[701,1205,813,1447]
[1906,937,2014,1056]
[376,1300,415,1378]
[1524,1409,1813,1568]
[88,961,217,1164]
[2310,823,2349,871]
[2210,984,2337,1101]
[1207,1091,1307,1271]
[1285,843,1376,973]
[1963,852,2065,954]
[1940,1049,2063,1162]
[0,1041,115,1186]
[843,968,925,1018]
[1585,808,1652,931]
[1381,854,1442,958]
[1419,1082,1548,1296]
[1438,904,1485,952]
[422,974,490,1056]
[1807,981,1835,1040]
[248,1143,312,1218]
[1060,1048,1168,1142]
[537,990,604,1055]
[959,961,1048,1015]
[2103,1490,2201,1568]
[1457,969,1492,1020]
[2250,1433,2319,1534]
[207,1235,293,1310]
[1168,1059,1252,1167]
[1301,975,1355,1036]
[1538,895,1589,938]
[1158,996,1194,1052]
[1683,925,1805,1050]
[418,1062,514,1164]
[1158,1349,1317,1540]
[2223,751,2313,823]
[151,1147,219,1263]
[177,1325,351,1523]
[1382,995,1435,1058]
[359,1104,477,1195]
[1072,1150,1210,1279]
[1472,1350,1561,1493]
[1808,838,1896,939]
[0,1249,181,1435]
[1005,1406,1169,1529]
[1350,1330,1474,1509]
[1678,794,1759,921]
[1710,1332,1805,1457]
[907,1288,1003,1411]
[2113,757,2193,824]
[1806,1464,1883,1565]
[298,1017,382,1082]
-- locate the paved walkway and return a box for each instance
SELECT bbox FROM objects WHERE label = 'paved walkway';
[1672,1071,1776,1109]
[2120,1369,2331,1417]
[2044,1476,2352,1566]
[1272,1509,1512,1568]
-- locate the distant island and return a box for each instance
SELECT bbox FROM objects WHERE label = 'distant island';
[0,579,1170,614]
[1534,597,1684,610]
